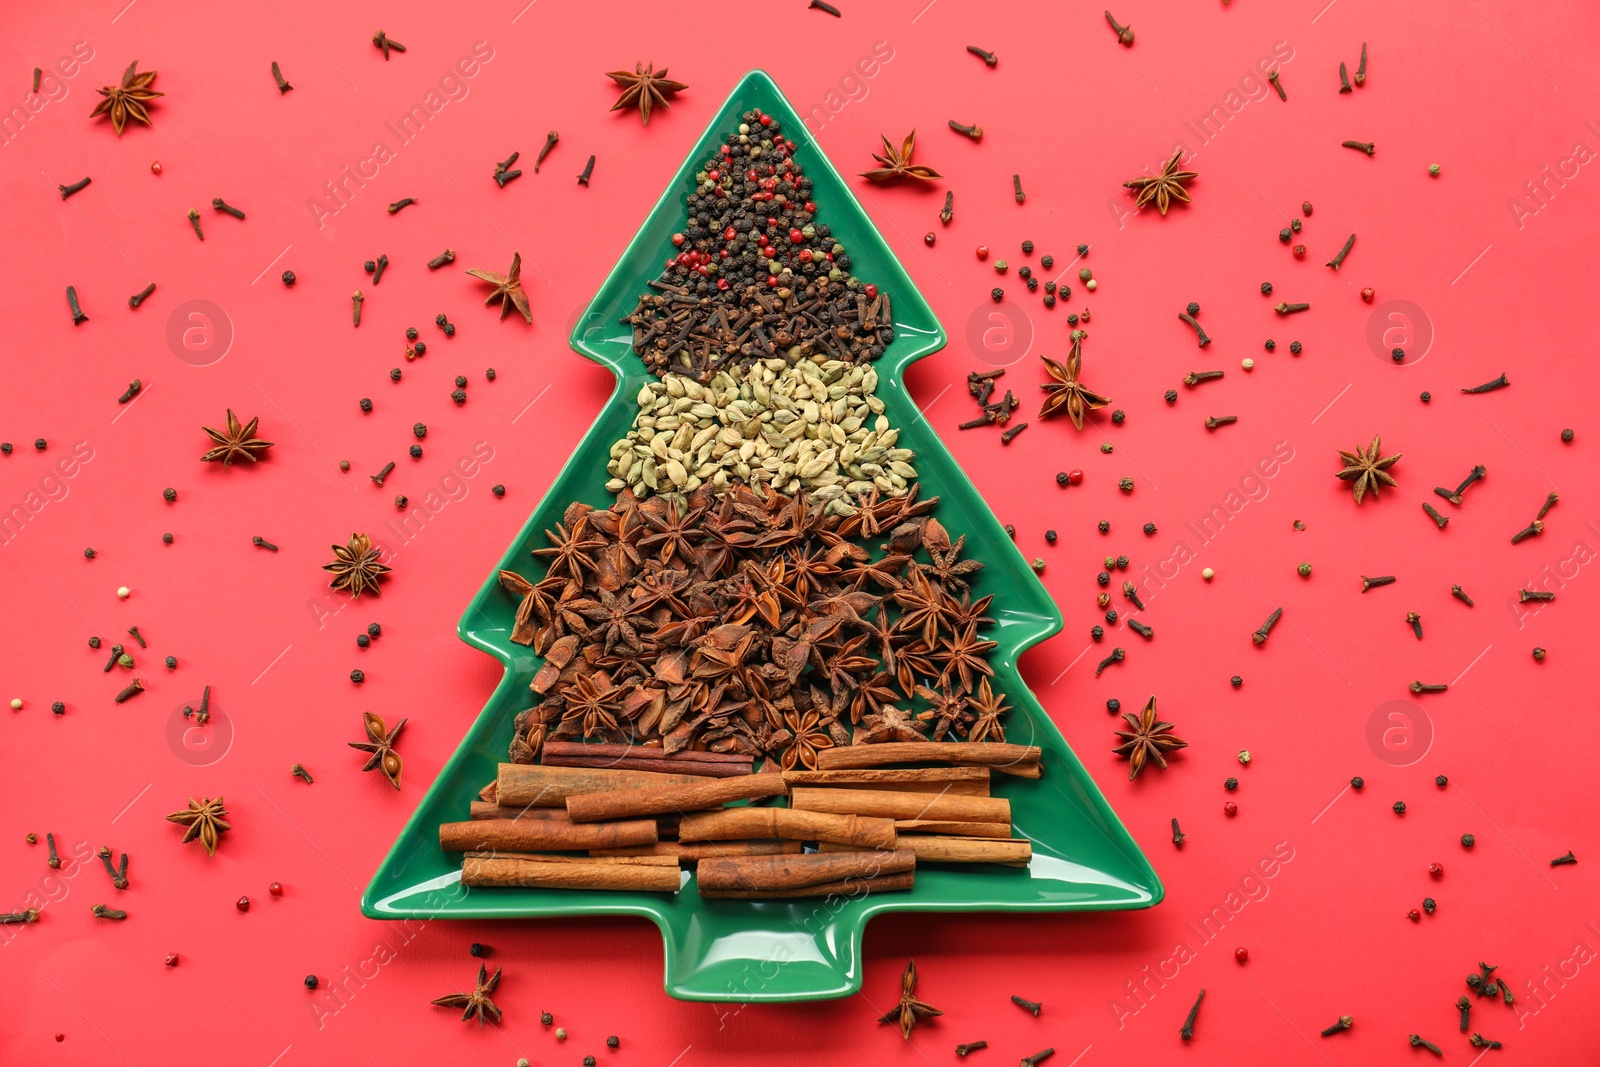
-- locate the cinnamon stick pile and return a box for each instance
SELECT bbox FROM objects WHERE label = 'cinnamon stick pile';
[446,742,1039,898]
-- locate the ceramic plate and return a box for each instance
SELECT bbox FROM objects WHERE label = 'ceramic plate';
[362,69,1161,1003]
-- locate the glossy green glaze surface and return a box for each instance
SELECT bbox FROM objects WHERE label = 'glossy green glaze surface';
[362,69,1160,1002]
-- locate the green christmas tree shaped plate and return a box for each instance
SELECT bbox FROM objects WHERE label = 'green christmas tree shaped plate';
[362,69,1161,1003]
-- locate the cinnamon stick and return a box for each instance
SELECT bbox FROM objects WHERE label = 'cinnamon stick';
[566,774,787,823]
[439,818,657,852]
[697,848,915,893]
[462,855,681,892]
[961,759,1042,779]
[894,819,1013,838]
[496,763,710,808]
[782,767,990,795]
[589,840,804,865]
[700,870,914,900]
[822,835,1032,866]
[478,780,497,802]
[465,850,679,867]
[542,753,753,778]
[790,787,1010,825]
[814,742,1041,771]
[678,807,896,850]
[470,801,571,821]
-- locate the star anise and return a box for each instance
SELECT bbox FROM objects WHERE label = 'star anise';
[1039,331,1110,428]
[465,252,533,324]
[165,796,230,856]
[915,683,971,741]
[919,518,983,595]
[892,570,947,647]
[860,131,942,183]
[1123,150,1197,215]
[559,673,626,739]
[323,533,392,597]
[531,519,604,583]
[605,62,687,126]
[964,677,1011,743]
[1113,696,1187,781]
[498,569,569,645]
[879,959,942,1040]
[1335,434,1401,504]
[776,704,836,770]
[349,711,406,789]
[937,623,997,693]
[200,409,273,465]
[431,963,503,1027]
[640,497,703,566]
[90,60,162,135]
[857,704,928,745]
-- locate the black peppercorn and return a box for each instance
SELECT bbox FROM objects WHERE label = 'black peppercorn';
[1289,341,1302,354]
[359,398,373,412]
[492,484,506,496]
[485,368,496,381]
[451,388,467,404]
[1264,339,1276,351]
[305,975,319,989]
[1105,609,1118,624]
[162,532,173,544]
[412,341,426,357]
[34,439,46,451]
[584,1057,596,1067]
[1055,472,1069,485]
[1391,347,1405,362]
[1004,524,1015,539]
[1435,775,1448,787]
[1260,281,1272,295]
[1290,217,1302,233]
[1422,897,1436,914]
[394,494,408,508]
[51,701,64,714]
[1045,529,1058,543]
[406,327,419,341]
[1164,389,1178,404]
[1021,240,1034,254]
[442,323,455,336]
[350,670,365,684]
[1026,277,1038,291]
[469,942,487,957]
[282,270,296,286]
[1043,294,1056,308]
[364,260,376,273]
[163,487,177,502]
[357,634,370,648]
[367,623,381,637]
[990,287,1004,302]
[1279,228,1293,243]
[454,375,468,388]
[1461,833,1475,848]
[1225,777,1238,790]
[389,367,402,381]
[165,656,176,668]
[84,547,95,558]
[607,1036,620,1050]
[409,445,422,458]
[1143,522,1156,535]
[1041,254,1054,269]
[1067,314,1078,326]
[1091,625,1104,641]
[1186,301,1200,316]
[1351,776,1364,789]
[1111,409,1126,424]
[0,443,10,454]
[1420,392,1431,403]
[412,423,427,438]
[1231,675,1243,688]
[1393,800,1406,814]
[541,1012,553,1026]
[1096,571,1110,586]
[1561,427,1574,442]
[1077,243,1089,255]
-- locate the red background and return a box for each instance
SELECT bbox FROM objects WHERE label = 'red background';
[3,1,1597,1064]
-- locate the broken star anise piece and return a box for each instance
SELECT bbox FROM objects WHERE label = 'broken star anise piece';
[879,959,942,1040]
[465,252,533,324]
[859,131,942,183]
[605,62,688,126]
[165,796,230,857]
[1038,331,1110,429]
[1123,149,1197,215]
[323,533,392,597]
[349,711,406,790]
[1113,696,1188,781]
[431,963,503,1027]
[90,59,162,135]
[1335,434,1401,504]
[200,409,273,465]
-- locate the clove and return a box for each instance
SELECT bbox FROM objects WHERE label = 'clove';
[1342,140,1376,155]
[186,207,204,240]
[534,130,559,172]
[1461,372,1509,394]
[1095,647,1126,676]
[1320,1016,1353,1036]
[1104,10,1134,45]
[352,290,364,327]
[291,763,315,784]
[1183,370,1224,386]
[1408,1034,1442,1056]
[114,679,145,704]
[1251,608,1283,645]
[129,282,156,308]
[1326,233,1356,270]
[1122,581,1144,610]
[1422,502,1448,529]
[117,380,142,404]
[1178,311,1211,346]
[386,197,417,213]
[1171,818,1185,847]
[212,197,245,220]
[1410,681,1448,694]
[58,176,92,199]
[578,155,596,186]
[940,190,953,225]
[1267,69,1286,100]
[271,60,292,93]
[427,248,456,270]
[1355,42,1367,85]
[955,1042,988,1057]
[66,285,88,325]
[1010,994,1042,1016]
[1274,302,1310,315]
[966,45,998,67]
[1180,989,1205,1041]
[1360,574,1396,592]
[1338,62,1352,93]
[1406,611,1423,639]
[90,904,128,920]
[948,119,983,140]
[1204,415,1237,431]
[1012,173,1025,204]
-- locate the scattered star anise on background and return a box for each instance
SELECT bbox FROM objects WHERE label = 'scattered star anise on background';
[200,409,273,465]
[431,963,503,1027]
[90,59,162,135]
[1113,696,1188,781]
[323,533,392,597]
[165,796,230,856]
[859,131,942,182]
[1335,434,1401,504]
[879,959,942,1040]
[465,252,533,324]
[605,62,687,126]
[1038,331,1111,429]
[1123,150,1197,215]
[348,711,406,790]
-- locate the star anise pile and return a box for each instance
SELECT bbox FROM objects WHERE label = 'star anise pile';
[500,484,1004,770]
